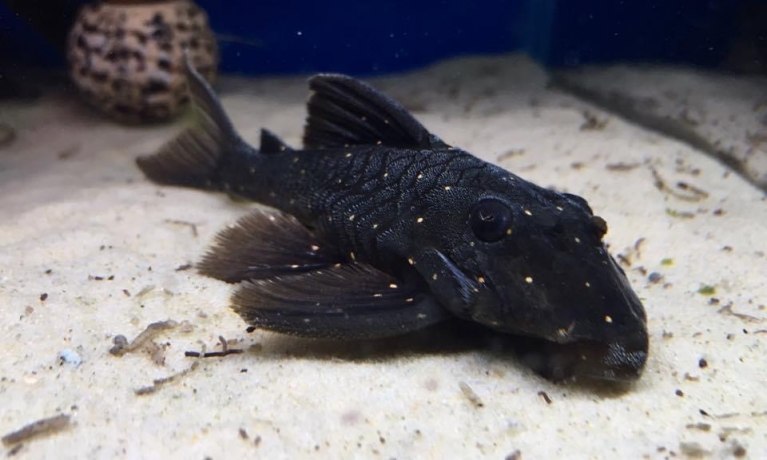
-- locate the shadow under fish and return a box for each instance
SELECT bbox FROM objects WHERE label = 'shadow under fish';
[136,58,649,383]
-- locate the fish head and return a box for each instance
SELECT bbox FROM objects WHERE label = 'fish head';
[415,175,648,381]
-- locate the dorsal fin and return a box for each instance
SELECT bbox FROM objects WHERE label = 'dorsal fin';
[303,74,449,150]
[259,129,292,154]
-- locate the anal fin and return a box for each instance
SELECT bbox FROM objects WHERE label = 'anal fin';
[233,263,451,339]
[198,209,339,283]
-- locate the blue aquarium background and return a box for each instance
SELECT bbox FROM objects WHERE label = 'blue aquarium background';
[1,0,764,75]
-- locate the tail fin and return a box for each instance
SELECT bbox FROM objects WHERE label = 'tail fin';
[136,56,244,188]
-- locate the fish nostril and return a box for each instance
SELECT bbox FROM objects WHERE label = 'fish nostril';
[591,215,608,239]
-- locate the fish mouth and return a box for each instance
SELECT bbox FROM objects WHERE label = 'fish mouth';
[514,334,648,382]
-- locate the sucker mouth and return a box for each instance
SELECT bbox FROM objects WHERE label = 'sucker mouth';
[513,335,648,382]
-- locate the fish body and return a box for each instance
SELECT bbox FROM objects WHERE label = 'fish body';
[138,60,649,382]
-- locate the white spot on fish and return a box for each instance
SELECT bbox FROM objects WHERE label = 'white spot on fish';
[524,209,533,216]
[372,223,379,229]
[416,217,424,223]
[556,206,564,212]
[408,257,415,265]
[525,276,533,284]
[345,152,352,158]
[405,297,414,302]
[290,264,300,269]
[349,214,355,221]
[584,281,591,288]
[417,314,427,319]
[477,276,485,284]
[574,237,581,243]
[268,215,276,222]
[310,244,320,251]
[350,252,356,261]
[388,283,398,289]
[444,186,451,191]
[605,315,613,323]
[417,173,423,180]
[373,293,383,298]
[432,273,438,280]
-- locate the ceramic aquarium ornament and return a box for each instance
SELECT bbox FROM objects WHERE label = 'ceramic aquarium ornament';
[67,0,218,122]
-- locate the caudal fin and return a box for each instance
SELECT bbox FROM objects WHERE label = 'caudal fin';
[136,56,244,188]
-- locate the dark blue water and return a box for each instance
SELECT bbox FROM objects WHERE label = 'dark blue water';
[0,0,763,75]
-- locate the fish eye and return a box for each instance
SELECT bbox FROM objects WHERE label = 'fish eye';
[469,198,513,242]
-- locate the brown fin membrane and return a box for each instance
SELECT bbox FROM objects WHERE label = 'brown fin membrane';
[233,263,451,339]
[303,74,450,150]
[136,55,248,188]
[198,209,339,283]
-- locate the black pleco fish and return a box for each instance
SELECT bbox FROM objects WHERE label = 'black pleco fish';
[137,59,649,382]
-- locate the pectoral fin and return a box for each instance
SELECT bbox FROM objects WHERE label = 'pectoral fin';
[198,209,339,283]
[232,263,451,339]
[411,247,479,318]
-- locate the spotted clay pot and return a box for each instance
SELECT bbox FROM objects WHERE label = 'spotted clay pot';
[67,0,218,123]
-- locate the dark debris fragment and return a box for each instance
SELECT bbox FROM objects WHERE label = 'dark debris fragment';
[496,149,526,162]
[134,361,199,396]
[1,414,71,447]
[458,382,484,408]
[185,336,243,358]
[579,110,608,131]
[605,162,640,172]
[109,320,178,356]
[651,168,709,202]
[164,219,199,237]
[717,304,761,323]
[679,441,710,458]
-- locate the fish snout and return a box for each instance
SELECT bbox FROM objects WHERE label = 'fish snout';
[596,330,649,381]
[516,327,648,382]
